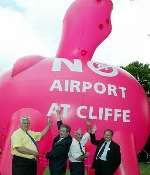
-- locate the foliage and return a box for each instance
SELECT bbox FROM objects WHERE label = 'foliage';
[122,61,150,96]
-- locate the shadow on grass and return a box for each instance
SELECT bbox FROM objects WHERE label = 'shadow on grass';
[44,169,87,175]
[44,163,150,175]
[140,162,150,175]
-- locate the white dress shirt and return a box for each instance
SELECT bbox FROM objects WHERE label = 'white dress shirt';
[97,141,111,161]
[68,132,90,162]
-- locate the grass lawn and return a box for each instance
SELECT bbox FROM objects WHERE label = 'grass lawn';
[140,163,150,175]
[44,163,150,175]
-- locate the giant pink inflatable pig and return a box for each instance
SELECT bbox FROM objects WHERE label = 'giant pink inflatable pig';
[0,0,150,175]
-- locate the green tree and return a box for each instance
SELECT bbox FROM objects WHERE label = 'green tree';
[122,61,150,96]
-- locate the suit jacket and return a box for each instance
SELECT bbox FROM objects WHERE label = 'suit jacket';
[90,133,121,173]
[46,121,72,174]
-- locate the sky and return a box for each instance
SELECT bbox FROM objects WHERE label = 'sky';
[0,0,150,75]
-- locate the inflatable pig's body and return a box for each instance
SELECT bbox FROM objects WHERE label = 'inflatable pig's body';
[0,0,150,175]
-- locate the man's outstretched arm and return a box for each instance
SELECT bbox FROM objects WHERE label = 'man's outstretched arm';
[56,105,63,130]
[41,119,51,138]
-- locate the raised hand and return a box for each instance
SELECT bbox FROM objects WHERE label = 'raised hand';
[91,125,97,134]
[86,119,91,126]
[47,118,52,126]
[56,105,63,121]
[86,119,92,133]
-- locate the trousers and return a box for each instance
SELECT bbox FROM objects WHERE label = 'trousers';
[12,155,37,175]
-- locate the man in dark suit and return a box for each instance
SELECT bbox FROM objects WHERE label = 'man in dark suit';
[46,108,72,175]
[90,125,121,175]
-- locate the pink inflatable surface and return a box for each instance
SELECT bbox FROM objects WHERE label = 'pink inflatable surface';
[0,0,149,175]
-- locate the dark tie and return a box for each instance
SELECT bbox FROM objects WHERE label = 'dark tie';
[96,141,107,159]
[26,131,39,151]
[55,138,63,145]
[78,141,85,156]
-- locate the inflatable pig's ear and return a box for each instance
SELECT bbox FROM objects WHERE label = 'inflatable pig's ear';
[57,0,113,60]
[11,55,45,77]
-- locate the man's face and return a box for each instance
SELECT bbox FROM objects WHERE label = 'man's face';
[104,130,113,141]
[59,127,69,138]
[21,119,30,131]
[74,129,83,141]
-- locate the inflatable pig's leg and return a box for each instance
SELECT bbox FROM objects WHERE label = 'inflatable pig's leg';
[37,158,48,175]
[0,116,19,175]
[114,131,140,175]
[0,137,11,175]
[87,169,95,175]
